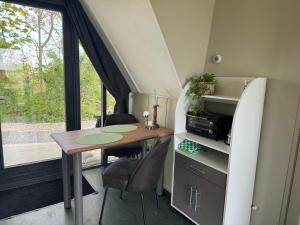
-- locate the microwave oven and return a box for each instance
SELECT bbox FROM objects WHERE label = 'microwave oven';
[186,111,233,140]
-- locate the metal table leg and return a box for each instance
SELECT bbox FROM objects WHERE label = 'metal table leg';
[62,151,71,209]
[141,140,147,158]
[73,153,83,225]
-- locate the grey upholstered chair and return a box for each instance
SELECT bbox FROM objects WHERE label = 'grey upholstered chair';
[101,114,143,167]
[99,137,172,225]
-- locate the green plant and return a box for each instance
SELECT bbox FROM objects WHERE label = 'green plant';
[189,104,203,116]
[186,73,215,100]
[185,73,216,115]
[202,73,216,82]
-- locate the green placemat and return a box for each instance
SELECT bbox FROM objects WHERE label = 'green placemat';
[75,133,123,145]
[178,139,202,154]
[101,124,137,133]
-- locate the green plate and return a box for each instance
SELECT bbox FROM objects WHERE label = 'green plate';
[75,133,123,145]
[101,124,137,133]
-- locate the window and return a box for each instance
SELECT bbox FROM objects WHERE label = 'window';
[79,43,115,167]
[0,1,117,170]
[0,2,64,167]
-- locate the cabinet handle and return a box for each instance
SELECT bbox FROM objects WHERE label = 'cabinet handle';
[194,188,201,212]
[189,186,193,208]
[189,165,206,174]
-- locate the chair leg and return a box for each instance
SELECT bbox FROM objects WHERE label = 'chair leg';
[140,193,146,225]
[103,155,108,168]
[120,190,123,200]
[154,189,159,208]
[99,188,108,225]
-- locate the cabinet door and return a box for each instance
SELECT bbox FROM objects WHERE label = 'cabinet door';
[193,176,225,225]
[172,163,197,219]
[173,152,226,225]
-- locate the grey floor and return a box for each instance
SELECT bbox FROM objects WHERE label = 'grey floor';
[0,168,193,225]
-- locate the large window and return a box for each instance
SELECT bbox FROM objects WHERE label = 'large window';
[0,1,117,169]
[79,43,116,167]
[0,2,65,167]
[79,43,102,130]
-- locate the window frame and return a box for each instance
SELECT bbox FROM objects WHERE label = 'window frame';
[0,0,108,185]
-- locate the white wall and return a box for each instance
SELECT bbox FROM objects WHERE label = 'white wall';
[150,0,215,84]
[204,0,300,224]
[131,93,177,191]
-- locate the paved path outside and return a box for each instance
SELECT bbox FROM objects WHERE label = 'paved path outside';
[1,120,96,144]
[3,142,101,168]
[1,120,101,167]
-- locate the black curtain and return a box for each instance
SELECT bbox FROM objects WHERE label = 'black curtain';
[64,0,131,113]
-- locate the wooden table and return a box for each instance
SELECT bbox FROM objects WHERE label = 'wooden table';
[51,123,173,225]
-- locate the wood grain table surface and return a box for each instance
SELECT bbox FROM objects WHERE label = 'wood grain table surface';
[51,123,174,155]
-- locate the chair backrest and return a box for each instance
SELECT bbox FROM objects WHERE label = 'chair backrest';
[104,114,138,126]
[126,137,172,193]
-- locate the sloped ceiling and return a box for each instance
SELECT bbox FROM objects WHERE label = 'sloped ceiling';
[80,0,182,98]
[150,0,215,85]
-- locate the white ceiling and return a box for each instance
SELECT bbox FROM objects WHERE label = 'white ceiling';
[80,0,182,98]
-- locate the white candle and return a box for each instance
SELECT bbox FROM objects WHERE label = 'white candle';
[154,89,158,105]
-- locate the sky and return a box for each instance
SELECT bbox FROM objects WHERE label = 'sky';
[0,48,23,70]
[0,2,63,70]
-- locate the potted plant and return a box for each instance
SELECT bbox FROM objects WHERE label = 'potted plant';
[186,73,216,115]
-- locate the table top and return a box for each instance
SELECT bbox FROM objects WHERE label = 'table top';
[51,123,174,155]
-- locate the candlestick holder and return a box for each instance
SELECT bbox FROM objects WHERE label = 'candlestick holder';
[153,104,159,129]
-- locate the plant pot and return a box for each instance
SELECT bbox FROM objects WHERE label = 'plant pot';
[204,82,216,95]
[188,99,203,115]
